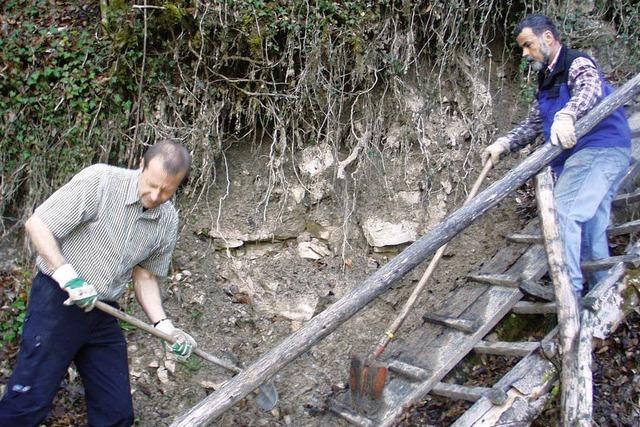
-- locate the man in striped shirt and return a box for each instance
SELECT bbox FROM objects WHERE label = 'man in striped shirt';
[0,141,196,426]
[482,14,631,304]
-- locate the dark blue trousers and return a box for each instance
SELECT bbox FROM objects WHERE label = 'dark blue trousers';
[0,273,134,426]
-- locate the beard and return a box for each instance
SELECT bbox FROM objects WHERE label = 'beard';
[528,38,552,71]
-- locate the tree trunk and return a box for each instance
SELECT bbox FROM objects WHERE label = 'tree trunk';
[534,168,580,425]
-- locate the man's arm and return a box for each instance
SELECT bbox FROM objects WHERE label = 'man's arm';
[132,265,167,325]
[562,56,603,120]
[503,98,544,151]
[133,266,196,359]
[25,214,98,310]
[25,214,67,271]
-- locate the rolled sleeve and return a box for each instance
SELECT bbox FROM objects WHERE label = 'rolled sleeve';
[34,166,102,239]
[138,214,178,277]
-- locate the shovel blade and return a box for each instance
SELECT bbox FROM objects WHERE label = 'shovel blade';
[349,354,388,411]
[255,382,279,411]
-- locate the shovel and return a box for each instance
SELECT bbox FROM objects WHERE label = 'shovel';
[95,300,279,411]
[350,160,494,407]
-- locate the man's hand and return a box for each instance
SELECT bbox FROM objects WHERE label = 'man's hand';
[481,137,510,166]
[52,264,98,311]
[154,319,197,361]
[550,111,576,149]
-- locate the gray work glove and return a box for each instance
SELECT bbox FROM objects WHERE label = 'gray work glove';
[155,318,197,361]
[481,137,510,166]
[550,111,577,149]
[52,264,98,312]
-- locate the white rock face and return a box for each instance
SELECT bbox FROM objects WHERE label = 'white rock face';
[362,218,419,247]
[299,143,334,176]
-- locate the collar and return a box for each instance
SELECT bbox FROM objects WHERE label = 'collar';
[125,169,142,206]
[546,44,562,73]
[539,44,567,89]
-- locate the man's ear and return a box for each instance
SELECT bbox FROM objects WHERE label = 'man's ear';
[140,158,146,170]
[543,30,556,45]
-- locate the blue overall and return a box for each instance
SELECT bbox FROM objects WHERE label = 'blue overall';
[537,47,631,295]
[0,273,134,426]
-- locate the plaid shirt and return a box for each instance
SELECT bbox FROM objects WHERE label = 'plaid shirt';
[503,46,603,151]
[34,164,178,301]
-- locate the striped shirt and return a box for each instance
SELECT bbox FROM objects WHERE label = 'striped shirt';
[34,164,179,301]
[503,48,603,151]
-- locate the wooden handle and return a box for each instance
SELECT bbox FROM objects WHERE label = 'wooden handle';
[94,301,241,373]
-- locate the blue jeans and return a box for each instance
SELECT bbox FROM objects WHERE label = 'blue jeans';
[0,273,134,427]
[554,147,631,296]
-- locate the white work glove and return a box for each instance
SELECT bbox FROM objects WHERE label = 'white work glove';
[154,318,197,361]
[52,264,98,312]
[481,137,511,166]
[550,111,577,149]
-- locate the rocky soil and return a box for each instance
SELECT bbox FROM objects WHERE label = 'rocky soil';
[2,140,639,427]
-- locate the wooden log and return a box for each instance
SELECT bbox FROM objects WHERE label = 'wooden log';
[535,167,581,425]
[422,313,477,333]
[386,359,430,381]
[511,301,557,314]
[473,340,540,357]
[170,72,640,426]
[576,309,594,427]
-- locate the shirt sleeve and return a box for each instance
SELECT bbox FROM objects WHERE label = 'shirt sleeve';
[138,211,178,277]
[503,98,544,151]
[560,56,603,120]
[34,165,103,239]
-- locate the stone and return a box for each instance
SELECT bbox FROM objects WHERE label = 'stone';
[362,218,419,247]
[277,298,318,321]
[297,239,332,260]
[290,186,306,204]
[157,367,169,384]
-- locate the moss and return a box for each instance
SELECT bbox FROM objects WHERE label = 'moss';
[495,313,556,342]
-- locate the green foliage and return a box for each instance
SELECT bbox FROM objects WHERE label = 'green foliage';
[2,0,639,235]
[0,271,30,348]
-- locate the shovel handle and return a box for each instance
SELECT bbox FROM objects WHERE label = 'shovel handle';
[94,301,241,373]
[372,160,494,358]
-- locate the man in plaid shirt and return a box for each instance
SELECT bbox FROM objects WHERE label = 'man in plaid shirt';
[482,14,631,303]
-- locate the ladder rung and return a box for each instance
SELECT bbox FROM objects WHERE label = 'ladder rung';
[512,301,557,314]
[581,254,640,271]
[612,189,640,207]
[474,340,540,357]
[507,220,640,242]
[505,233,543,244]
[431,383,508,405]
[607,219,640,237]
[519,279,555,301]
[329,400,375,427]
[387,359,430,381]
[422,313,477,333]
[467,273,518,287]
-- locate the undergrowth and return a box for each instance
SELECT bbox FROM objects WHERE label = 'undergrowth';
[1,0,638,254]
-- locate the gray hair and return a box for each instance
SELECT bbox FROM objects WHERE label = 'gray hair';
[514,13,560,42]
[142,141,191,176]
